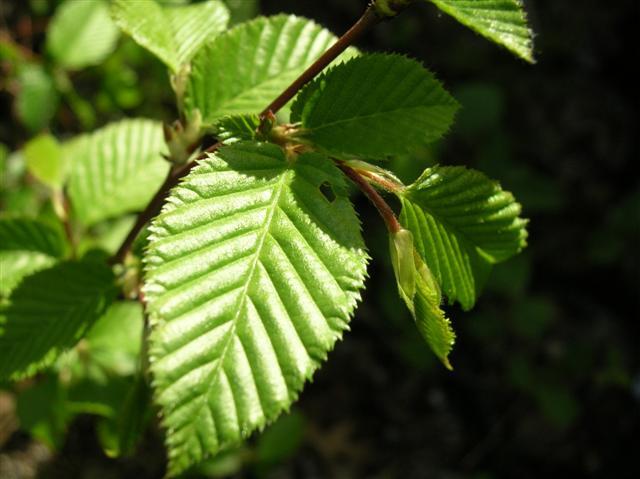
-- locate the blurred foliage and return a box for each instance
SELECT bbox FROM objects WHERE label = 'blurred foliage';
[0,0,637,478]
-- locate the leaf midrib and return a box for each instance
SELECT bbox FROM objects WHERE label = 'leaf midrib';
[184,168,290,439]
[303,103,451,134]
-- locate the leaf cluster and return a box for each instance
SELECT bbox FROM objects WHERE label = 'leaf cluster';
[0,0,534,475]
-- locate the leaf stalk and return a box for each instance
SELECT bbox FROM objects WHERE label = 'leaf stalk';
[339,163,401,234]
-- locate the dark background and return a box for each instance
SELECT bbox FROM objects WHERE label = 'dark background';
[1,0,638,478]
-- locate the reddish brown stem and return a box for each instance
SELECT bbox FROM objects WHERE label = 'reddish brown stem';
[356,168,403,193]
[259,5,381,118]
[339,164,401,234]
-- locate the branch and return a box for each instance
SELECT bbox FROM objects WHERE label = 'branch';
[111,1,413,265]
[110,142,221,265]
[339,164,401,234]
[259,4,381,118]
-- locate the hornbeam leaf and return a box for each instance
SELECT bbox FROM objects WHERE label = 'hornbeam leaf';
[217,114,261,143]
[290,54,458,159]
[143,141,368,475]
[47,0,120,69]
[23,134,65,188]
[67,119,169,226]
[399,165,527,310]
[389,228,454,368]
[0,260,117,380]
[0,218,66,297]
[426,0,535,62]
[15,64,59,132]
[111,0,230,72]
[184,15,358,127]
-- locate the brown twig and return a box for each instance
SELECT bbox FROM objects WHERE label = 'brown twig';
[259,4,381,118]
[59,193,77,260]
[356,168,404,193]
[339,164,401,234]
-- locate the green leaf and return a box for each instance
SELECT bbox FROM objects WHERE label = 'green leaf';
[23,134,65,188]
[256,410,305,466]
[84,301,144,376]
[16,374,70,449]
[217,114,261,143]
[225,0,259,24]
[144,141,368,475]
[399,165,527,310]
[111,0,230,72]
[0,218,66,297]
[290,54,458,159]
[427,0,534,62]
[47,0,120,69]
[0,260,117,380]
[116,375,152,456]
[184,15,358,127]
[15,64,59,132]
[67,118,169,226]
[389,229,454,368]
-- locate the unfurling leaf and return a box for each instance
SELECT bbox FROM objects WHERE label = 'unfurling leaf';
[143,141,368,475]
[389,228,455,369]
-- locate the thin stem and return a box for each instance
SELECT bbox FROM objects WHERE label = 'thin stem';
[259,4,381,118]
[339,164,401,234]
[110,142,221,265]
[356,169,404,193]
[58,192,77,260]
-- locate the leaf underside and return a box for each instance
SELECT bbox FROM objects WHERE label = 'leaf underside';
[400,166,527,310]
[291,53,459,159]
[111,0,230,71]
[428,0,535,62]
[184,14,358,127]
[0,260,117,380]
[67,118,169,226]
[143,141,368,475]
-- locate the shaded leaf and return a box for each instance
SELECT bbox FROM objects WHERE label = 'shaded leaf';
[0,260,117,380]
[15,64,59,132]
[0,217,66,297]
[217,114,261,143]
[84,301,144,377]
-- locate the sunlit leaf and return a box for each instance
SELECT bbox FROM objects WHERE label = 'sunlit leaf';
[291,54,458,159]
[144,141,368,474]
